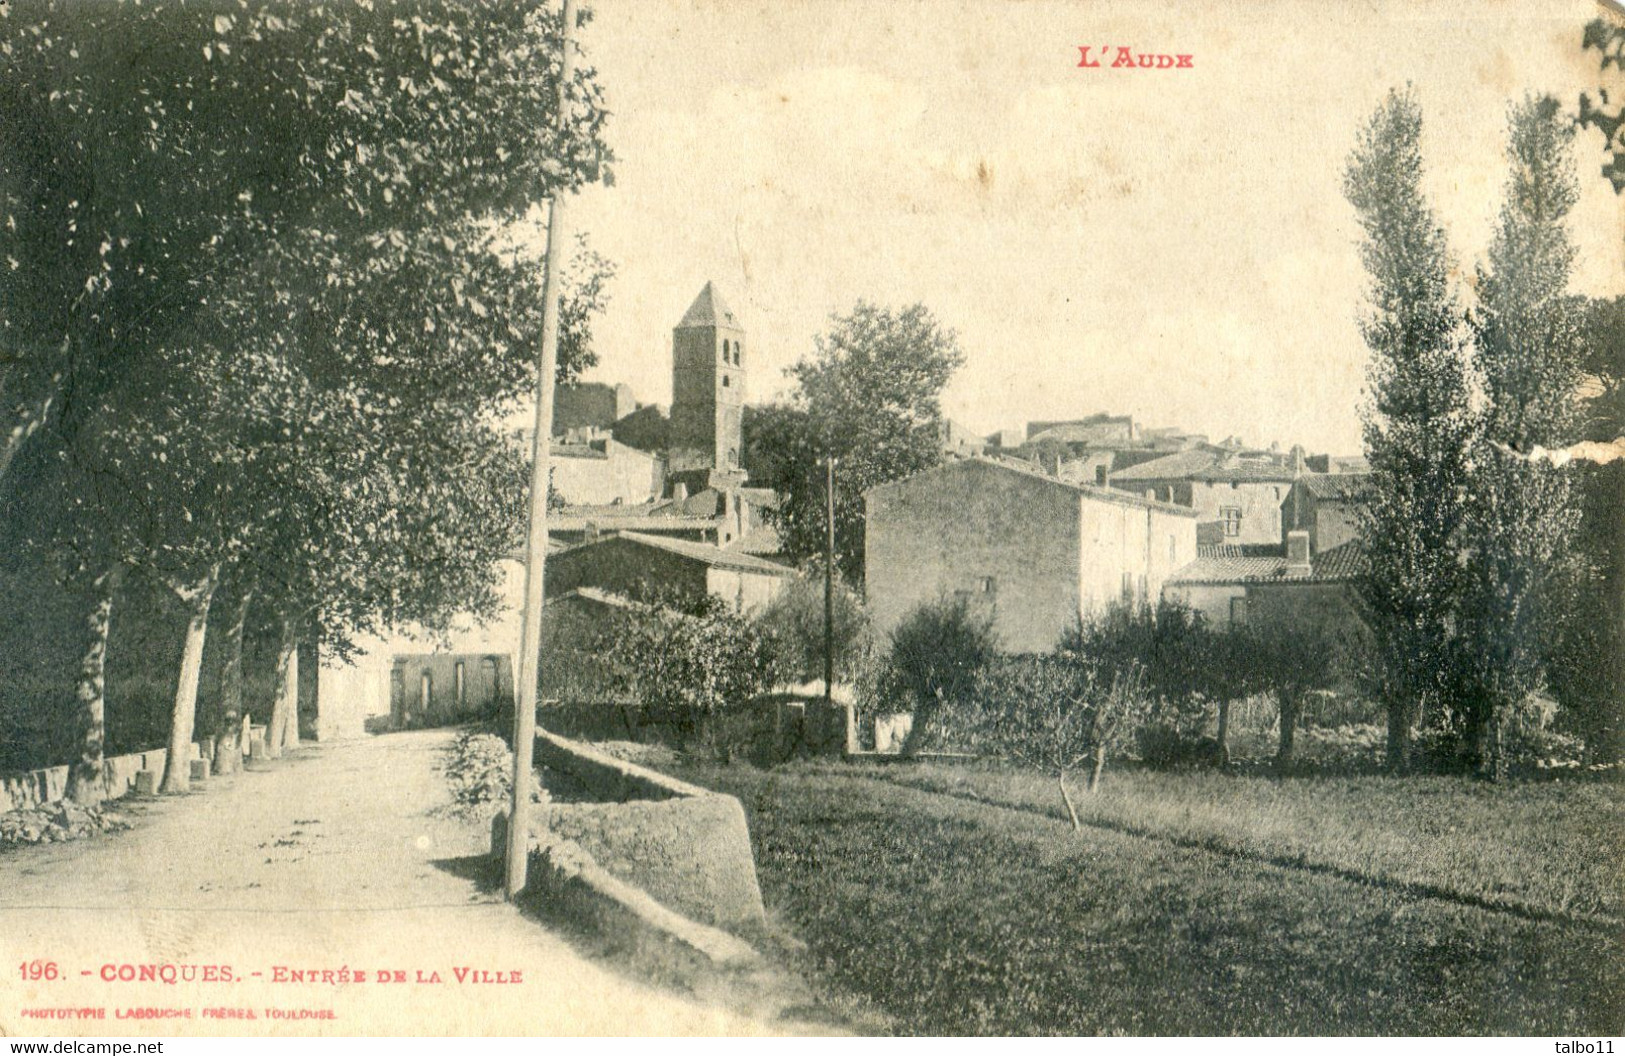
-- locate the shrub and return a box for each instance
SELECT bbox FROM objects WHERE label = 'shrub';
[882,595,999,752]
[752,564,873,686]
[955,652,1152,825]
[598,592,776,758]
[436,729,545,823]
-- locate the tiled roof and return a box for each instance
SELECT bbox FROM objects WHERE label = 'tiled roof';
[1301,472,1375,501]
[1107,449,1220,482]
[1191,458,1299,483]
[616,531,796,576]
[934,457,1203,517]
[1168,541,1367,585]
[552,443,608,461]
[547,586,637,610]
[550,499,719,533]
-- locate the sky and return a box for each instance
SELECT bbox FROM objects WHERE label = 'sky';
[540,0,1624,457]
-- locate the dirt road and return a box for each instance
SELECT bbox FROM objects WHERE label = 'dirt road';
[0,731,801,1036]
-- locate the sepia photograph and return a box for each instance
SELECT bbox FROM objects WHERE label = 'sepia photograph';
[0,0,1621,1040]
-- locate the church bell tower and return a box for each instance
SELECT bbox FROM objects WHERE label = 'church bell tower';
[668,282,746,487]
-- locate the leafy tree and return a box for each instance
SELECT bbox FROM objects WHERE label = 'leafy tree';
[884,594,999,754]
[1066,601,1244,766]
[753,565,872,686]
[0,0,610,489]
[598,592,776,757]
[957,654,1151,829]
[761,303,965,580]
[1245,620,1358,773]
[1343,87,1478,772]
[1456,95,1587,780]
[4,1,615,790]
[1577,17,1625,194]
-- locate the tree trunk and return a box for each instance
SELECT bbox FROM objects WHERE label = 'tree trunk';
[283,640,303,751]
[212,588,253,776]
[1086,743,1108,793]
[160,568,219,795]
[1215,697,1232,762]
[66,565,121,805]
[1275,692,1301,775]
[267,617,297,758]
[1475,701,1508,783]
[1385,695,1413,774]
[1057,770,1081,831]
[0,346,66,486]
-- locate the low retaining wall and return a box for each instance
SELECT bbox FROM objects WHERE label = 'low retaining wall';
[528,730,767,933]
[0,747,168,813]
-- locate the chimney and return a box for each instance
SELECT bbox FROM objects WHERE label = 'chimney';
[1290,444,1306,475]
[1285,530,1311,576]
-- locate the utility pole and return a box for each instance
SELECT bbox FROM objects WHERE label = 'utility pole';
[824,456,836,709]
[507,0,578,902]
[825,457,856,754]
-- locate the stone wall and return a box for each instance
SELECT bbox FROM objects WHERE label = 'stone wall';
[0,747,168,813]
[865,460,1084,654]
[530,731,766,932]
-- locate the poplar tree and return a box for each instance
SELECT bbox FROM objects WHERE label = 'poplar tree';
[1342,88,1478,771]
[1456,95,1587,780]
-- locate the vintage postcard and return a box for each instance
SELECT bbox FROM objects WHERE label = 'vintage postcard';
[0,0,1621,1040]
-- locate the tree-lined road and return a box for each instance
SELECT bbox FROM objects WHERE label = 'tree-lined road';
[0,732,809,1036]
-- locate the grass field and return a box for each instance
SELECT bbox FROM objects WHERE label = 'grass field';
[863,760,1625,922]
[671,759,1623,1036]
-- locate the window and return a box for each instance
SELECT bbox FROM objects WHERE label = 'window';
[1220,506,1242,537]
[454,661,466,706]
[1121,571,1133,602]
[482,658,500,706]
[420,671,433,710]
[721,339,730,361]
[722,374,730,388]
[1229,597,1248,627]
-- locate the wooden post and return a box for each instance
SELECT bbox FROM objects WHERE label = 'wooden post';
[507,0,578,901]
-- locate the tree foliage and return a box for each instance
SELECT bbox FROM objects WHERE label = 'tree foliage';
[883,593,998,753]
[1342,87,1478,771]
[0,0,612,484]
[956,654,1151,827]
[752,565,873,686]
[598,592,776,754]
[1577,16,1625,194]
[1455,95,1587,779]
[756,302,965,580]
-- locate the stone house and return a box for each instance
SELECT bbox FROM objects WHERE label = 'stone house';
[553,381,636,435]
[549,430,664,506]
[546,531,794,614]
[1282,472,1373,553]
[1110,448,1302,546]
[864,457,1200,654]
[1161,530,1367,636]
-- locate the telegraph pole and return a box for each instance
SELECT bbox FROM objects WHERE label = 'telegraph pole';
[507,0,578,901]
[824,456,836,709]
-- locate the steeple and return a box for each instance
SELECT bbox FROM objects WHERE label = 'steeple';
[668,282,747,487]
[676,281,741,330]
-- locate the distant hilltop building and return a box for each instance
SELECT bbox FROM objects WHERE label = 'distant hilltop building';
[553,381,635,435]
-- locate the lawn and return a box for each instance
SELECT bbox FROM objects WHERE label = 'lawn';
[670,759,1623,1036]
[859,759,1625,923]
